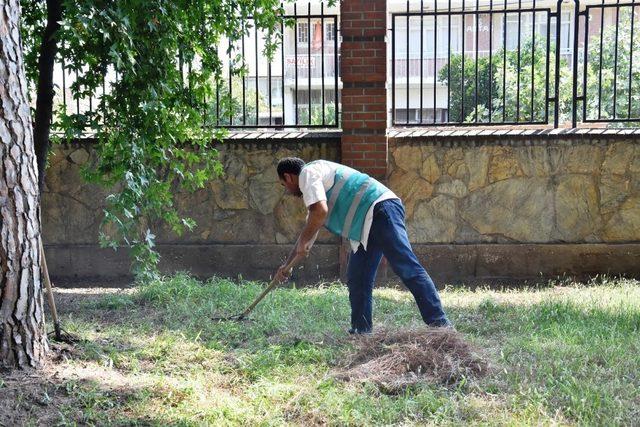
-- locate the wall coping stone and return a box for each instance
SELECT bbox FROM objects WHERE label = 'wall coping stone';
[388,127,640,142]
[54,129,343,147]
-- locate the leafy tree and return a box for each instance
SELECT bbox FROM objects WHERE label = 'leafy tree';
[20,0,330,280]
[440,38,572,125]
[583,7,640,123]
[441,10,640,127]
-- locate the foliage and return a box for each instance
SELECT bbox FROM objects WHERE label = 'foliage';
[439,13,640,127]
[584,7,640,123]
[19,0,334,281]
[298,102,338,126]
[440,38,572,124]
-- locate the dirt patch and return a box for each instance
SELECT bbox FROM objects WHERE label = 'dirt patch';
[336,327,489,393]
[0,341,149,426]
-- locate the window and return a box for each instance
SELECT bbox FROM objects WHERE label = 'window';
[550,11,573,53]
[325,22,335,41]
[297,22,309,44]
[396,16,462,56]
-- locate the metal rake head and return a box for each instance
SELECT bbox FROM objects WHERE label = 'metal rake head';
[211,313,251,322]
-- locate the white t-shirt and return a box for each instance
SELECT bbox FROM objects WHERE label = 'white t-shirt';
[298,160,398,252]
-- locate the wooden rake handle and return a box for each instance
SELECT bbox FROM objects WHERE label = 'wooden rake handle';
[237,254,306,319]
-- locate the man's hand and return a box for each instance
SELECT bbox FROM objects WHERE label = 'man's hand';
[273,264,293,284]
[294,239,313,258]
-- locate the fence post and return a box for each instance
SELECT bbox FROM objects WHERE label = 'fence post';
[572,0,581,128]
[554,0,564,128]
[340,0,388,180]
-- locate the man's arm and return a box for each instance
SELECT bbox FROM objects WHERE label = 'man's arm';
[274,200,328,282]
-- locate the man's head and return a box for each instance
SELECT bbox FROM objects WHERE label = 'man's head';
[277,157,305,197]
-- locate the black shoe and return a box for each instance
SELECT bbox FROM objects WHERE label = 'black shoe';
[427,319,454,329]
[348,327,372,335]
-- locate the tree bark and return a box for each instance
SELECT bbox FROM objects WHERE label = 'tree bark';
[1,0,48,368]
[33,0,62,194]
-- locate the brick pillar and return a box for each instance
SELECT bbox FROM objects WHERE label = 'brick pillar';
[340,0,388,180]
[339,0,389,281]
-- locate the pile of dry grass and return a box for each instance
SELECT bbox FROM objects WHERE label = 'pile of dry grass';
[336,327,488,393]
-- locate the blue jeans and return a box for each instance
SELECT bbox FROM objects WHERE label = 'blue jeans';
[347,198,449,332]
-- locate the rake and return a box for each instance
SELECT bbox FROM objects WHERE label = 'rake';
[211,254,305,321]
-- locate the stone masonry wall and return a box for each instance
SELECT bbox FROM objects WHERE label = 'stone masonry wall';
[43,135,341,283]
[43,132,640,284]
[44,136,340,246]
[388,134,640,245]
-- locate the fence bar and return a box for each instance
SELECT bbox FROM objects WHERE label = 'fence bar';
[489,0,494,123]
[420,0,424,124]
[321,3,325,126]
[308,2,311,125]
[61,46,66,111]
[628,5,636,119]
[406,0,410,125]
[583,5,590,122]
[545,8,551,123]
[572,1,580,127]
[255,24,259,126]
[216,75,220,127]
[554,0,563,127]
[392,14,396,124]
[598,0,605,119]
[612,0,621,119]
[447,0,452,123]
[503,1,508,123]
[474,0,479,123]
[461,0,466,122]
[75,70,80,115]
[532,0,537,122]
[280,7,285,127]
[268,47,273,126]
[434,0,438,124]
[334,14,339,126]
[241,24,246,125]
[516,1,522,122]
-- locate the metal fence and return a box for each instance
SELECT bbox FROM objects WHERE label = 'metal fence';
[51,1,340,129]
[50,0,640,130]
[390,0,640,128]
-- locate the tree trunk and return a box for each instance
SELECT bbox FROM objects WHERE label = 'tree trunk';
[33,0,62,194]
[0,0,48,369]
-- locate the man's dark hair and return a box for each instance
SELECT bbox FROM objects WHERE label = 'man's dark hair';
[277,157,305,179]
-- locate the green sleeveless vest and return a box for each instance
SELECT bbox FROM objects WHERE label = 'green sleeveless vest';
[304,161,388,241]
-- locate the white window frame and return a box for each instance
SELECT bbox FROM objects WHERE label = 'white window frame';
[297,22,309,45]
[325,22,335,42]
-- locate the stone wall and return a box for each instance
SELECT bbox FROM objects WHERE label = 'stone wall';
[43,133,341,283]
[43,131,640,285]
[381,132,640,284]
[388,134,640,244]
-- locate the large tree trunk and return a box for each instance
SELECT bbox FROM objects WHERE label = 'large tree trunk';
[33,0,62,194]
[0,0,48,368]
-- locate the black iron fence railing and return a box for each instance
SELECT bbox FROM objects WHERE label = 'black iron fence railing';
[390,0,640,128]
[46,0,640,130]
[50,1,340,130]
[217,2,340,128]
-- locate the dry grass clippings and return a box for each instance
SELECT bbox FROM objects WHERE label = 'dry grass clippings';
[336,327,489,393]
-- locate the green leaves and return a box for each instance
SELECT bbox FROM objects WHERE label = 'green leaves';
[22,0,295,282]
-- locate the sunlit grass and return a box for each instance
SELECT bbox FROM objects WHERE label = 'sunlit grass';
[42,274,640,425]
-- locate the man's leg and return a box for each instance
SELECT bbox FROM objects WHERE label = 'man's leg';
[346,244,383,333]
[369,199,450,326]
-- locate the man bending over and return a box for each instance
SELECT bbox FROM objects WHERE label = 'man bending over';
[274,157,452,333]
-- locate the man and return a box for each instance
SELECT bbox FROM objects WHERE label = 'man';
[274,157,452,334]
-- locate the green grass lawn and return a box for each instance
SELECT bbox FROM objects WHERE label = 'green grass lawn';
[10,275,640,425]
